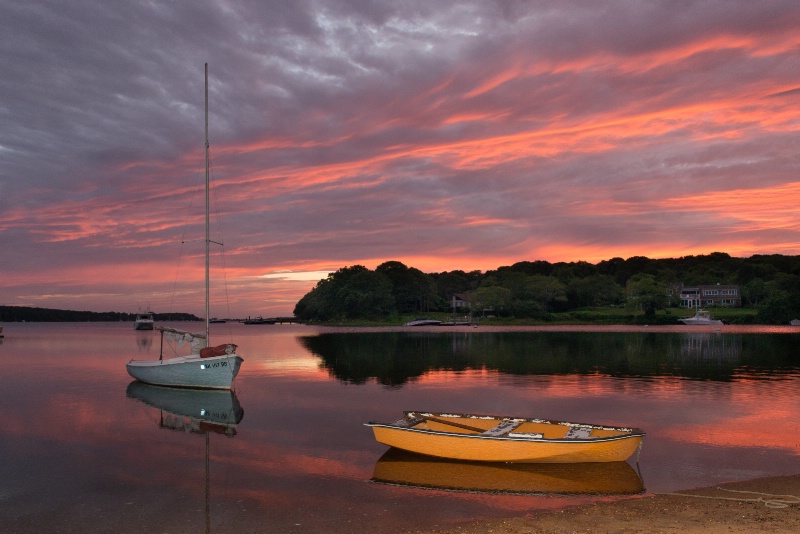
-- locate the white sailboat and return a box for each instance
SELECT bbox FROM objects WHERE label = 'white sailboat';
[126,64,243,389]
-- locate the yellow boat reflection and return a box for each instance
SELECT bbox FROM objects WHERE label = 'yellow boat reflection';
[372,448,644,495]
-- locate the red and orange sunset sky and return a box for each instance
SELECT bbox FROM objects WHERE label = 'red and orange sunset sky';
[2,1,800,317]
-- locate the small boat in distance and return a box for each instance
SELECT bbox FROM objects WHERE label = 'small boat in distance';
[134,309,155,330]
[366,411,644,463]
[126,64,243,390]
[404,318,442,326]
[678,309,723,325]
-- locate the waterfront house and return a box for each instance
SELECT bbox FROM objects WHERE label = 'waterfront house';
[679,284,741,308]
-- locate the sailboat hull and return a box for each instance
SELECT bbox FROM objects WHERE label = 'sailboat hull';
[126,353,243,390]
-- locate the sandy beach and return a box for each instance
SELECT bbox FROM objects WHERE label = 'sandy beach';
[409,473,800,533]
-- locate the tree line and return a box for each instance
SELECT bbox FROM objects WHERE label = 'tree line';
[293,253,800,324]
[0,306,198,322]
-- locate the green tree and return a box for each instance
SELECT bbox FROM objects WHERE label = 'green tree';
[567,274,623,307]
[432,270,480,302]
[526,275,568,312]
[756,290,793,324]
[294,265,394,320]
[626,274,667,316]
[743,278,767,307]
[377,261,437,313]
[474,285,511,315]
[335,268,394,319]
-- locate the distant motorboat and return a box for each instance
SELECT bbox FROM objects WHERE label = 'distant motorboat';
[134,309,155,330]
[404,318,442,326]
[209,318,227,324]
[678,309,723,325]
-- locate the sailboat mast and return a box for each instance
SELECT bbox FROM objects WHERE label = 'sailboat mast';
[204,63,210,345]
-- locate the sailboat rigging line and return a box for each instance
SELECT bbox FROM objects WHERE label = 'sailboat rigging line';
[166,64,234,329]
[203,96,235,328]
[203,63,234,341]
[205,62,210,341]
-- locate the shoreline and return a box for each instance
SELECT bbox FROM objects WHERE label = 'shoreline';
[408,473,800,533]
[312,323,800,334]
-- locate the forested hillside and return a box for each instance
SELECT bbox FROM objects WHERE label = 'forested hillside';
[293,253,800,324]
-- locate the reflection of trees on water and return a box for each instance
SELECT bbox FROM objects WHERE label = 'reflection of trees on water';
[299,332,800,386]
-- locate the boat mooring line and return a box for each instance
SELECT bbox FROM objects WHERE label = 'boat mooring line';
[657,488,800,509]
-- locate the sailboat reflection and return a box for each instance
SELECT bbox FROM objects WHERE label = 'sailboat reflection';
[371,448,644,496]
[126,382,244,434]
[126,382,243,533]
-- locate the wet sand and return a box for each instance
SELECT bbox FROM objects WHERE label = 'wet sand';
[407,473,800,533]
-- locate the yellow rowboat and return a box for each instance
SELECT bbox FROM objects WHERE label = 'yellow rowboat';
[371,448,644,495]
[366,411,644,463]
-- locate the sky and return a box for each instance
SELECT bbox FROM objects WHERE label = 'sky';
[2,0,800,318]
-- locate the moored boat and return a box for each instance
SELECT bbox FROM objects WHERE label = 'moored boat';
[366,411,644,463]
[403,318,442,326]
[127,326,243,389]
[134,309,155,330]
[678,309,723,325]
[125,64,243,390]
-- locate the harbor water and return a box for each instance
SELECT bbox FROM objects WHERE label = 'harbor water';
[0,322,798,533]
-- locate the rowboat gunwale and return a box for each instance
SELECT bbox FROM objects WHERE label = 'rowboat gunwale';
[367,410,645,443]
[368,423,642,444]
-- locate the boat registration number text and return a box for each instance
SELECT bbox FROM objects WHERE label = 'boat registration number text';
[200,361,228,370]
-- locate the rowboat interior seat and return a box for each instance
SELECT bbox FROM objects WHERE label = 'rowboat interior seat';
[481,420,522,436]
[393,416,425,428]
[564,427,593,439]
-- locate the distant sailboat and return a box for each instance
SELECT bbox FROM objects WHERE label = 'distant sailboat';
[126,64,243,389]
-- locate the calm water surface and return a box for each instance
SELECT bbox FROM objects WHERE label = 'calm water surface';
[1,322,798,533]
